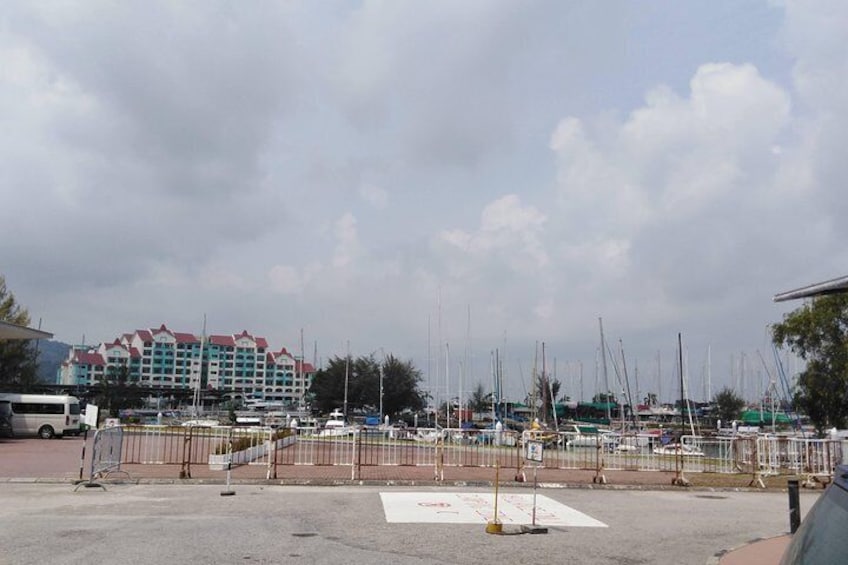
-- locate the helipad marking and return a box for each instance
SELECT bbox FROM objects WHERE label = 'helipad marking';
[379,492,607,527]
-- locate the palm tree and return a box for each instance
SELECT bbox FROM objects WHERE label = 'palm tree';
[469,382,492,414]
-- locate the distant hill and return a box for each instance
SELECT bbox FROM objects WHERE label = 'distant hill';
[35,340,71,384]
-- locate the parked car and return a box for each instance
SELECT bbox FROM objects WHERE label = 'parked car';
[780,464,848,564]
[0,400,13,438]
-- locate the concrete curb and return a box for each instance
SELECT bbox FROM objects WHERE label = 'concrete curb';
[0,476,797,492]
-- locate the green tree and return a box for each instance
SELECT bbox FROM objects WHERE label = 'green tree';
[0,275,40,391]
[526,374,562,423]
[380,355,426,417]
[772,293,848,436]
[712,387,745,425]
[468,382,491,414]
[91,364,145,418]
[308,355,356,414]
[309,354,425,418]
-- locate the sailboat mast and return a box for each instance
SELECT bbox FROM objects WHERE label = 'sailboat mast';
[619,340,637,430]
[599,318,611,424]
[657,350,662,406]
[677,333,685,475]
[445,341,451,425]
[464,304,470,429]
[344,340,350,419]
[436,288,442,428]
[550,356,559,429]
[491,350,496,423]
[192,315,206,416]
[542,341,547,423]
[707,345,712,401]
[427,316,431,425]
[531,342,538,422]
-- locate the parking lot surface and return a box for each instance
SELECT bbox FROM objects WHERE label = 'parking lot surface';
[0,435,819,564]
[0,482,811,565]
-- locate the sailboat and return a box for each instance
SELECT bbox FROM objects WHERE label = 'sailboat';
[182,316,219,427]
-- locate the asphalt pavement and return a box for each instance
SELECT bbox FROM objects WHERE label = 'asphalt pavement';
[0,435,820,564]
[0,482,815,565]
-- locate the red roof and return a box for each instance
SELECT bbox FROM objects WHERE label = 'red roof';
[296,360,316,374]
[152,324,173,337]
[209,335,235,347]
[135,330,153,341]
[75,351,105,366]
[102,339,124,352]
[174,332,199,344]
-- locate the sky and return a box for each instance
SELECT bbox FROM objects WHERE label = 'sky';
[2,1,847,405]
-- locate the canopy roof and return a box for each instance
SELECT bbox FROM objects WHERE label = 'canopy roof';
[740,410,792,424]
[774,275,848,302]
[0,320,53,341]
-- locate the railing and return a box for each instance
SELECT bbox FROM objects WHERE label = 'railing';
[113,424,846,486]
[90,425,124,479]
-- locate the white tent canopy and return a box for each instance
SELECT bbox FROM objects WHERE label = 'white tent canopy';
[0,320,53,341]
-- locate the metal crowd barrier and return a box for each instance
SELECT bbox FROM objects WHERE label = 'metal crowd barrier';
[112,424,846,485]
[79,425,125,486]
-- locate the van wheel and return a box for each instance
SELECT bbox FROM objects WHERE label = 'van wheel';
[38,425,55,439]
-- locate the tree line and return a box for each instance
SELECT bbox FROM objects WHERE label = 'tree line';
[308,354,426,418]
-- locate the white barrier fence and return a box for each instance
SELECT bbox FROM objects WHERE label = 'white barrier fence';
[115,424,845,485]
[90,425,124,479]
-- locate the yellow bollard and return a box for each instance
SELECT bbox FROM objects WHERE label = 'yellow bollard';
[486,461,503,534]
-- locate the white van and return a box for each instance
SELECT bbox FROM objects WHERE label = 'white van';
[0,394,81,439]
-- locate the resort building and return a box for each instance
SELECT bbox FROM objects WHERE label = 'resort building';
[58,324,316,406]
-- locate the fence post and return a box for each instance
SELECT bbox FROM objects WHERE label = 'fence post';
[515,433,526,482]
[266,429,274,480]
[788,479,801,533]
[593,434,607,484]
[179,425,192,479]
[434,434,444,481]
[748,438,766,488]
[270,430,278,480]
[749,438,765,489]
[352,428,360,481]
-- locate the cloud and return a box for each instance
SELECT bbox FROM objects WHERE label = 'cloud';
[359,183,388,209]
[3,2,848,404]
[781,0,848,242]
[549,63,795,304]
[332,212,361,269]
[440,194,548,271]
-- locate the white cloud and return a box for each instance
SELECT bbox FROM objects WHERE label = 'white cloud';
[549,62,795,305]
[4,2,848,403]
[358,183,388,209]
[440,194,549,271]
[268,263,321,295]
[332,212,361,269]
